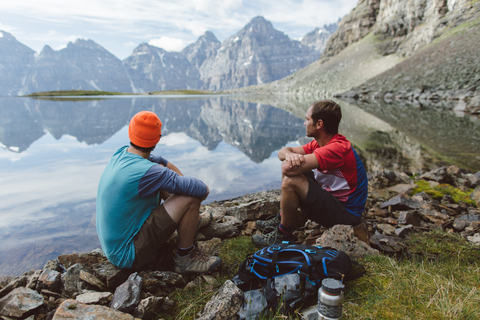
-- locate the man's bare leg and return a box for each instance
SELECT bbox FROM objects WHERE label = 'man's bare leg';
[280,174,309,228]
[162,194,201,248]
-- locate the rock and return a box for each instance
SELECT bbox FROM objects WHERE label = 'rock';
[467,233,480,246]
[380,196,421,211]
[145,271,183,288]
[90,261,130,290]
[43,260,63,272]
[0,275,28,299]
[58,251,107,269]
[420,166,456,185]
[202,216,242,240]
[110,272,142,313]
[133,296,164,320]
[36,269,62,294]
[397,211,422,226]
[316,225,379,259]
[0,287,44,318]
[61,263,94,298]
[453,220,467,232]
[388,183,415,195]
[376,223,396,236]
[79,270,109,292]
[225,199,280,221]
[52,299,137,320]
[395,225,414,238]
[76,291,112,305]
[370,234,405,254]
[472,186,480,206]
[197,280,244,320]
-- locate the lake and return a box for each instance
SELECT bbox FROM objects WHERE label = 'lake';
[0,94,479,276]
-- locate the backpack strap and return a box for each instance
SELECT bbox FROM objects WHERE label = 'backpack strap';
[343,260,366,282]
[269,245,282,276]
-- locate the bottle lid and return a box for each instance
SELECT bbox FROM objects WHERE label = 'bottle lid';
[321,278,345,295]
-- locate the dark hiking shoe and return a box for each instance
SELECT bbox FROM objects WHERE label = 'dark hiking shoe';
[173,247,221,274]
[251,227,292,247]
[197,211,213,230]
[255,214,281,231]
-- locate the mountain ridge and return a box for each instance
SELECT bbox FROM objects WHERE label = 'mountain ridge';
[0,17,337,96]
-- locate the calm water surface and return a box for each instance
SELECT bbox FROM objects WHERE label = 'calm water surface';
[0,95,479,276]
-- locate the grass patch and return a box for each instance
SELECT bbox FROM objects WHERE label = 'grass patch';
[411,179,475,205]
[346,231,480,319]
[25,90,131,97]
[24,89,216,98]
[163,232,480,319]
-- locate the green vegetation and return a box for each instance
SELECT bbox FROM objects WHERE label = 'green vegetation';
[24,89,216,98]
[411,179,476,205]
[163,232,480,319]
[25,90,131,96]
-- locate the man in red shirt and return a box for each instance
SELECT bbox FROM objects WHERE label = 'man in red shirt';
[252,100,368,247]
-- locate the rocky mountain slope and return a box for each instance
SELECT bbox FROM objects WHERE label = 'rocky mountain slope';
[238,0,480,116]
[0,18,337,96]
[198,16,320,91]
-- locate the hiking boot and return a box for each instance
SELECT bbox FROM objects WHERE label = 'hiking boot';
[173,247,222,274]
[255,214,281,231]
[197,211,213,230]
[251,227,292,247]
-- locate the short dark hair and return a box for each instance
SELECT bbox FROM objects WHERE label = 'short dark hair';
[310,100,342,135]
[130,142,155,153]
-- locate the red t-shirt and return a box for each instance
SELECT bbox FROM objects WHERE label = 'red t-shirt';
[303,134,368,216]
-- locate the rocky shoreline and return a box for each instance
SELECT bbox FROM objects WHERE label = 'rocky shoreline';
[0,166,479,319]
[335,87,480,119]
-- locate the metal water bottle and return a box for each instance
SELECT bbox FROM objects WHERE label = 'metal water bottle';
[317,278,345,320]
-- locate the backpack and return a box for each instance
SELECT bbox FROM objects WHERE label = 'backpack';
[232,243,359,317]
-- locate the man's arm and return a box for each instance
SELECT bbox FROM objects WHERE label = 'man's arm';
[281,153,319,176]
[166,162,183,176]
[278,145,307,168]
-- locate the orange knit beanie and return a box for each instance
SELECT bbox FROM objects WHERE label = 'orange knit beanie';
[128,111,162,148]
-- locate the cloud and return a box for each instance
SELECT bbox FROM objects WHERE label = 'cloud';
[149,37,188,52]
[0,0,358,59]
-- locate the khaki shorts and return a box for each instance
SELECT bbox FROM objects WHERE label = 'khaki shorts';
[131,204,177,269]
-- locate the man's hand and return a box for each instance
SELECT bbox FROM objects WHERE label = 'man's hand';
[284,153,306,169]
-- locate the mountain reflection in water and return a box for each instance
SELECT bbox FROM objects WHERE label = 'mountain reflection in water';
[0,95,307,276]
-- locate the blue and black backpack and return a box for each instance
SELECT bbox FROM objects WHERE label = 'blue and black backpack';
[232,243,362,315]
[233,243,353,292]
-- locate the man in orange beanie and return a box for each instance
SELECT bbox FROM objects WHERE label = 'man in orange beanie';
[96,111,221,274]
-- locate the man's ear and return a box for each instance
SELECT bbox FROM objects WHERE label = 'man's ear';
[316,119,323,129]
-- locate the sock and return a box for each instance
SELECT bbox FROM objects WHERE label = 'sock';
[177,245,194,256]
[278,224,293,237]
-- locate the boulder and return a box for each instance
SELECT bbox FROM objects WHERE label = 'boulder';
[110,272,142,313]
[36,269,62,294]
[197,280,244,320]
[0,287,44,318]
[380,196,421,211]
[52,299,137,320]
[316,225,379,259]
[76,291,113,305]
[58,251,107,269]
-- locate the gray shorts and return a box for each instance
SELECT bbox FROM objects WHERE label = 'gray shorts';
[300,171,362,228]
[131,204,177,269]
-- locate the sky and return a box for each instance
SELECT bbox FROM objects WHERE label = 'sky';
[0,0,358,60]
